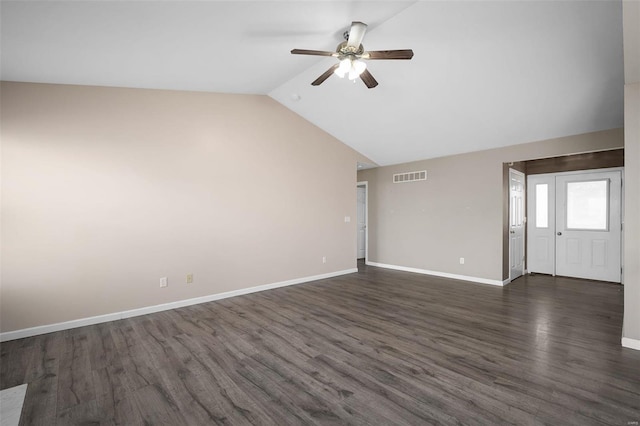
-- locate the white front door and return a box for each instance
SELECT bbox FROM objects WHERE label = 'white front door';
[555,170,622,282]
[357,185,366,259]
[527,169,622,283]
[509,169,525,281]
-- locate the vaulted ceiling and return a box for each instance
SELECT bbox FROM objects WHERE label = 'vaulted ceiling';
[1,1,624,166]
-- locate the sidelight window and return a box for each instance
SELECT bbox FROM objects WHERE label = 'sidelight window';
[535,184,549,228]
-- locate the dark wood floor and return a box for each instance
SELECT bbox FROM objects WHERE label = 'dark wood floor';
[2,263,639,425]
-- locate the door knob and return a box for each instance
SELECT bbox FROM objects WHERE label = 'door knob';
[557,232,562,236]
[510,230,515,234]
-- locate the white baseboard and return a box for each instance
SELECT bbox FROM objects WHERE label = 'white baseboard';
[0,268,357,342]
[622,337,640,351]
[366,261,507,287]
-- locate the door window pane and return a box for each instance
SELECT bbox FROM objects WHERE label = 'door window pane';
[566,180,608,230]
[535,184,548,228]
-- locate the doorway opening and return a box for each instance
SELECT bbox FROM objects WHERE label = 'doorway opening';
[509,169,526,281]
[357,182,368,263]
[502,149,624,284]
[528,168,623,283]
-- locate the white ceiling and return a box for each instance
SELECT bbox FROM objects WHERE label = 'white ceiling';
[1,1,624,166]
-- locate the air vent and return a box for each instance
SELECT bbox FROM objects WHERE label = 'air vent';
[393,170,427,183]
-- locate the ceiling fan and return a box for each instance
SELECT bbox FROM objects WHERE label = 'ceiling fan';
[291,21,414,89]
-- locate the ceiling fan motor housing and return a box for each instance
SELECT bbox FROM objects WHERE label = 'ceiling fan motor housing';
[336,41,365,57]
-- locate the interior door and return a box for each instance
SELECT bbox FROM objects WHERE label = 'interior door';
[357,186,366,259]
[509,169,525,280]
[555,170,622,282]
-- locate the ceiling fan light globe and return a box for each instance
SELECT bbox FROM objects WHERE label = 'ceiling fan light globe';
[347,59,367,80]
[353,60,367,75]
[334,58,351,78]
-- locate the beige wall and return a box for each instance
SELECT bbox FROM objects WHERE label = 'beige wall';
[624,1,639,84]
[623,1,640,345]
[0,82,365,333]
[358,128,623,283]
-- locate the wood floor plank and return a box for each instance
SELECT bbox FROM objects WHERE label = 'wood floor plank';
[22,333,62,385]
[56,328,96,411]
[174,332,289,425]
[1,339,33,390]
[2,263,640,425]
[168,335,268,425]
[117,333,166,393]
[132,383,188,426]
[18,376,57,426]
[56,399,99,425]
[92,359,143,426]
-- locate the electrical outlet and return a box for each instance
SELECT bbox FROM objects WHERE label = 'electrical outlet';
[322,256,327,264]
[186,273,193,284]
[459,258,465,265]
[160,277,168,288]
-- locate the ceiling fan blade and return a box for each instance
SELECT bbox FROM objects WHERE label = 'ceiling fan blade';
[312,64,339,86]
[360,69,378,89]
[291,49,336,57]
[347,21,368,48]
[365,49,414,60]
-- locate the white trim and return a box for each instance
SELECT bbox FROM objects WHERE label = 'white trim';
[622,337,640,351]
[0,268,357,342]
[366,261,506,287]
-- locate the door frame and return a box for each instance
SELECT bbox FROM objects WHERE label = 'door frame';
[509,168,526,282]
[357,181,369,262]
[526,167,624,283]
